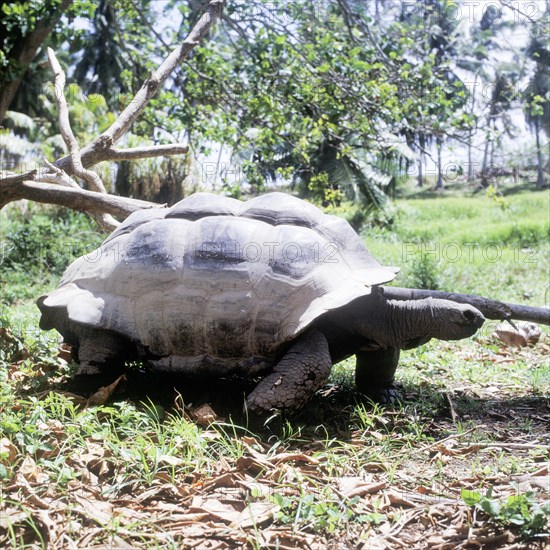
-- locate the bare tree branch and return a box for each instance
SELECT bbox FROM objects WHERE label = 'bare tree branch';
[0,170,37,184]
[107,144,189,161]
[0,177,161,218]
[498,0,544,24]
[54,0,225,172]
[46,49,120,230]
[40,160,80,188]
[47,48,107,194]
[39,161,120,231]
[382,287,550,325]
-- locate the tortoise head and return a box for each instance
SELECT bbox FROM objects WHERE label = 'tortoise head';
[396,298,485,349]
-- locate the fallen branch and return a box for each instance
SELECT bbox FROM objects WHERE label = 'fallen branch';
[382,287,550,325]
[0,170,37,184]
[40,160,80,188]
[416,427,478,454]
[471,442,547,450]
[0,178,161,218]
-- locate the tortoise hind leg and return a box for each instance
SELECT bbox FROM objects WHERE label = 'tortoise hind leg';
[69,329,132,393]
[355,348,400,404]
[246,330,332,413]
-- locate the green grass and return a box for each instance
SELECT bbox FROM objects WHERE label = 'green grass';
[360,188,550,303]
[1,188,549,548]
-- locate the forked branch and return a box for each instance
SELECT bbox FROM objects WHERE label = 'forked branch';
[1,0,226,223]
[54,0,224,172]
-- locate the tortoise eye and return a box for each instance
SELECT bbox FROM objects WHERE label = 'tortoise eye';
[463,309,477,322]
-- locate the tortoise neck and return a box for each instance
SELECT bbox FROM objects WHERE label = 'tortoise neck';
[350,292,433,349]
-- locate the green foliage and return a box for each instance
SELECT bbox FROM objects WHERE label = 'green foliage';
[171,0,473,208]
[0,0,95,117]
[0,1,63,82]
[5,83,115,167]
[409,253,441,290]
[71,0,161,113]
[269,492,373,533]
[461,488,550,538]
[2,208,102,275]
[486,185,509,212]
[363,187,549,303]
[1,207,103,303]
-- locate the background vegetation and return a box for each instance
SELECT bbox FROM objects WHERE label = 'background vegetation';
[2,0,549,206]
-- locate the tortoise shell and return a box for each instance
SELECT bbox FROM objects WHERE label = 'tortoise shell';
[38,193,396,370]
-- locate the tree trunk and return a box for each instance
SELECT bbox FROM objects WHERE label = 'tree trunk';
[535,117,545,188]
[467,138,474,182]
[0,0,73,122]
[481,132,490,188]
[417,134,425,187]
[435,137,444,189]
[467,74,478,183]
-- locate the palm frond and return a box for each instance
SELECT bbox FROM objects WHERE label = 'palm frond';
[316,146,389,212]
[379,132,417,162]
[4,111,36,132]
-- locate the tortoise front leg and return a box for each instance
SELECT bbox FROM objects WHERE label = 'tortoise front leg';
[246,330,332,412]
[355,348,400,404]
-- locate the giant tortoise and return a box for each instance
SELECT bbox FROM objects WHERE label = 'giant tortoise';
[38,192,485,411]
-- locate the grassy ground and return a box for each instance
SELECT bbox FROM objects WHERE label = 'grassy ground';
[1,185,549,549]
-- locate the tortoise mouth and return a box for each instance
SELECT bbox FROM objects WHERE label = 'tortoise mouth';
[463,308,485,329]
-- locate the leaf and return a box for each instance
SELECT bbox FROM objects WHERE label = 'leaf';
[17,456,48,483]
[73,495,113,525]
[315,147,389,212]
[0,510,31,529]
[270,452,320,465]
[189,403,219,426]
[0,437,18,464]
[336,476,386,498]
[461,488,482,506]
[57,343,74,363]
[86,375,125,406]
[480,497,501,517]
[4,110,36,131]
[157,454,185,467]
[190,496,242,524]
[233,502,280,529]
[317,62,330,73]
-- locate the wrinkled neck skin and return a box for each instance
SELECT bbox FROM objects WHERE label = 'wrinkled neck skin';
[320,289,483,361]
[350,292,434,350]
